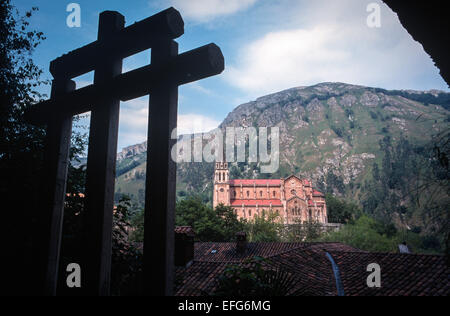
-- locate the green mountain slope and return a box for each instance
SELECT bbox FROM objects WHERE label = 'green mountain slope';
[115,82,449,212]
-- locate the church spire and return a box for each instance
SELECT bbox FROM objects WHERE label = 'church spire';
[213,162,230,208]
[214,162,229,183]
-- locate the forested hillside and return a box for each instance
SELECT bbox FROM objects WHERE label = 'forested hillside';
[114,83,449,249]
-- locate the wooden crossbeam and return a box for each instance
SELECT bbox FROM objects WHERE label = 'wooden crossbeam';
[25,44,224,124]
[27,7,225,297]
[49,7,184,79]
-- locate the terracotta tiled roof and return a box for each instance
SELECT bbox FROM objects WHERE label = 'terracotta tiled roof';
[229,179,281,186]
[176,246,338,296]
[313,190,325,197]
[263,247,336,296]
[330,251,449,296]
[175,242,449,296]
[175,242,361,296]
[175,262,229,296]
[194,242,306,263]
[230,199,283,206]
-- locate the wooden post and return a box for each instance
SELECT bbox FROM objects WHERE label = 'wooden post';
[24,8,224,296]
[82,11,124,296]
[37,79,75,295]
[143,39,179,296]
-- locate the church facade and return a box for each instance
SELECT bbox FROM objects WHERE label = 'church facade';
[213,162,328,224]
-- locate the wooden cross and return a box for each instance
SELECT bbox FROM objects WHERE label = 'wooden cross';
[26,7,224,296]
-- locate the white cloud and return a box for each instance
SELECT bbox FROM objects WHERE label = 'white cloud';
[177,114,220,135]
[188,82,215,96]
[118,98,219,150]
[226,0,447,96]
[168,0,258,21]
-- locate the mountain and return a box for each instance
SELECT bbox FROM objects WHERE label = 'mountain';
[114,82,450,214]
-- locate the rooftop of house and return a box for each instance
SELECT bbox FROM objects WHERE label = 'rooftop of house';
[174,236,449,296]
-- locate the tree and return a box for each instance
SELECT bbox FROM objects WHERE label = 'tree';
[0,2,140,294]
[286,219,323,242]
[215,203,247,241]
[325,194,361,224]
[1,1,48,294]
[245,211,282,242]
[130,197,246,242]
[58,194,143,295]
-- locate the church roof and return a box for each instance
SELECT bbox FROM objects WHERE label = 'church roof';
[229,179,281,186]
[313,190,325,197]
[230,199,283,206]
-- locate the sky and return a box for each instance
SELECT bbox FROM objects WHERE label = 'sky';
[14,0,449,151]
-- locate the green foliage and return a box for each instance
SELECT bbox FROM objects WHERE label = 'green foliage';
[369,88,450,110]
[363,136,448,226]
[245,211,283,242]
[110,196,143,295]
[320,216,400,252]
[59,193,143,295]
[331,125,344,138]
[345,108,354,117]
[324,171,345,194]
[1,1,47,242]
[116,157,143,177]
[213,257,299,296]
[285,220,323,242]
[175,196,245,242]
[319,215,443,254]
[130,206,144,242]
[325,194,361,224]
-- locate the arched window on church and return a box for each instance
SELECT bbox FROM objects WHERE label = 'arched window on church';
[218,173,221,181]
[260,191,263,197]
[273,191,276,197]
[249,210,252,217]
[247,191,250,197]
[234,191,237,197]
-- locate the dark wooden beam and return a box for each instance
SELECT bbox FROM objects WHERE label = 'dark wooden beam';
[37,79,75,295]
[143,39,178,296]
[25,43,224,125]
[382,1,450,86]
[81,11,124,296]
[50,7,184,79]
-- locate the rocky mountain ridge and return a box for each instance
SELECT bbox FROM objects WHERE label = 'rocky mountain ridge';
[114,82,450,208]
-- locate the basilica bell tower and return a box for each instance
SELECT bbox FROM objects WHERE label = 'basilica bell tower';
[213,162,230,208]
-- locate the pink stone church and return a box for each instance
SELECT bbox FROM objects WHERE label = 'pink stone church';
[213,162,328,224]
